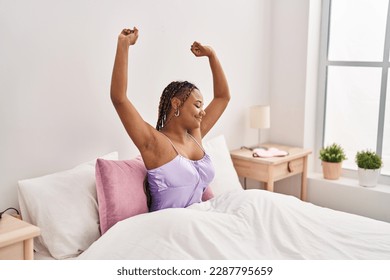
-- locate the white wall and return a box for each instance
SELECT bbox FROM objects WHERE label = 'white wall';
[0,0,271,209]
[269,0,311,147]
[265,0,321,197]
[307,174,390,222]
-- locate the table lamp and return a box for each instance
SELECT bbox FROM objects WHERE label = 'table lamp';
[250,105,270,148]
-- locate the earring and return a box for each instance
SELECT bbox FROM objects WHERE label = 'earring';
[174,108,180,117]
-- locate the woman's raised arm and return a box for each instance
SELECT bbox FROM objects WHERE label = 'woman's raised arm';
[190,42,231,138]
[110,28,157,152]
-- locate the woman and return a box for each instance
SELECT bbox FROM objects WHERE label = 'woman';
[111,27,230,211]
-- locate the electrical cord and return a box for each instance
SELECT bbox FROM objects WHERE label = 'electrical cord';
[0,207,20,219]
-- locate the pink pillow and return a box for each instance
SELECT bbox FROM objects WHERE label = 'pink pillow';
[95,156,148,234]
[202,186,214,201]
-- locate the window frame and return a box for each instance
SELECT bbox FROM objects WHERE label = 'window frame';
[317,0,390,184]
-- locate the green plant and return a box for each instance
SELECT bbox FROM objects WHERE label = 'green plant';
[319,143,347,163]
[355,150,383,170]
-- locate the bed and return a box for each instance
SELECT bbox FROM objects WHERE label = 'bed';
[16,135,390,260]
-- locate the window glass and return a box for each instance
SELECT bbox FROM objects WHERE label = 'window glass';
[328,0,388,62]
[324,66,381,170]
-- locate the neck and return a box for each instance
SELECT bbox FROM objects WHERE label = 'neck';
[160,127,189,143]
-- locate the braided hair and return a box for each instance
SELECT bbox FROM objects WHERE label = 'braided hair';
[155,81,198,131]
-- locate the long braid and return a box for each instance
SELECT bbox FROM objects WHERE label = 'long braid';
[156,82,180,131]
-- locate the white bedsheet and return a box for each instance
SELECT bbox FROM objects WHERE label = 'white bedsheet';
[77,189,390,260]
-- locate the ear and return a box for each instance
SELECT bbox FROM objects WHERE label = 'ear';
[171,97,182,110]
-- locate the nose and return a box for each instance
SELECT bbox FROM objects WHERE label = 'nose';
[200,109,206,117]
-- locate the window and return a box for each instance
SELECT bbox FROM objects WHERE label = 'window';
[319,0,390,177]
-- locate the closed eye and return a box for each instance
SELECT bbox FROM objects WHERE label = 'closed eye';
[194,101,203,109]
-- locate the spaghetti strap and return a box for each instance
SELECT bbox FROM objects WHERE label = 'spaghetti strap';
[160,132,180,155]
[187,133,205,152]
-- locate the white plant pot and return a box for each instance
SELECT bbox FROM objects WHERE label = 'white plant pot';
[358,168,380,187]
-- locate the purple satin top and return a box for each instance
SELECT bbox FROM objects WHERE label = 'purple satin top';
[147,134,215,212]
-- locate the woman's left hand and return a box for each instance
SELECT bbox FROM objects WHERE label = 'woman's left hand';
[191,41,214,57]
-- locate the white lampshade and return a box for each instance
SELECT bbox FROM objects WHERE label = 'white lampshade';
[250,105,270,129]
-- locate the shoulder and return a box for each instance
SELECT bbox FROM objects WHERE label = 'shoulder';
[141,132,177,170]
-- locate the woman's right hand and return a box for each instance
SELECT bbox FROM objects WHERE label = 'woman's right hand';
[191,41,214,58]
[118,27,139,47]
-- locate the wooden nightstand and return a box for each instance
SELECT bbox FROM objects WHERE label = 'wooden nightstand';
[0,214,40,260]
[230,144,312,201]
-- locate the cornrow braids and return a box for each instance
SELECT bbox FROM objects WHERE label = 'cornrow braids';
[156,81,198,131]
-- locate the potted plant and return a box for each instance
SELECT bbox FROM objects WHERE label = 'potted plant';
[319,143,347,180]
[355,150,383,187]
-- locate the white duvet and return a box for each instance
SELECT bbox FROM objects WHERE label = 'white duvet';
[78,190,390,260]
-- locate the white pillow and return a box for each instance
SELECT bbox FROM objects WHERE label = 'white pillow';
[17,152,118,259]
[203,135,243,196]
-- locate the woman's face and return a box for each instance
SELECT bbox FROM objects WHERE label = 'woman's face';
[180,89,205,129]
